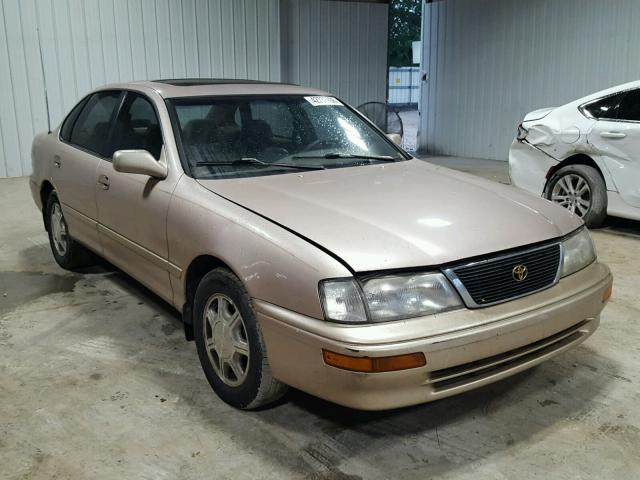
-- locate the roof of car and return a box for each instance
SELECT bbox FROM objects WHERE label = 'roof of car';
[102,79,332,99]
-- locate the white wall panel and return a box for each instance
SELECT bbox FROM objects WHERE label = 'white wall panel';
[280,0,388,108]
[0,0,281,177]
[419,0,640,161]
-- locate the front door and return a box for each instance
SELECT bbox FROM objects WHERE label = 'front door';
[52,91,122,253]
[95,92,176,303]
[588,89,640,208]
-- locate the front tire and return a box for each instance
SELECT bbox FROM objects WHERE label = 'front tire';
[545,164,607,228]
[193,268,287,409]
[45,191,94,269]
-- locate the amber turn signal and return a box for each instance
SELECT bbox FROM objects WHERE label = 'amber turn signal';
[602,285,612,303]
[322,350,426,373]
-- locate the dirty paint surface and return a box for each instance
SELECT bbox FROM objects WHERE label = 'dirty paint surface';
[1,175,639,479]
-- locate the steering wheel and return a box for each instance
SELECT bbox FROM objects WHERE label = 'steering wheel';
[303,138,341,152]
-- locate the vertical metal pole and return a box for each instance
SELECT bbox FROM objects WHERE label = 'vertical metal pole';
[36,25,52,134]
[417,0,431,153]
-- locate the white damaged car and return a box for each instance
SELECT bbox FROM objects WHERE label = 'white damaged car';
[509,80,640,227]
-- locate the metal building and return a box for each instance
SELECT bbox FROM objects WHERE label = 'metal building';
[418,0,640,161]
[0,0,388,177]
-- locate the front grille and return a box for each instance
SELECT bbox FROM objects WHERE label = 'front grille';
[444,243,561,307]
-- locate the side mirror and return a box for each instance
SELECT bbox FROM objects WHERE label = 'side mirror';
[386,133,402,146]
[113,150,167,179]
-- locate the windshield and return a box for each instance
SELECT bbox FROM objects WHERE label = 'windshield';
[168,95,407,179]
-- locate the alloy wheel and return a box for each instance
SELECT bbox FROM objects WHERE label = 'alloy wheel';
[202,294,250,387]
[50,203,69,256]
[551,173,591,217]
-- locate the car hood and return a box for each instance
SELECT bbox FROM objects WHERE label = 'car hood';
[197,159,582,272]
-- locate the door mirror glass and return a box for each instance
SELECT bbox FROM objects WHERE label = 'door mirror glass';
[113,150,167,179]
[386,133,402,146]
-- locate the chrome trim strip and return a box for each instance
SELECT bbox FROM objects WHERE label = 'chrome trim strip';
[97,224,183,277]
[442,242,562,309]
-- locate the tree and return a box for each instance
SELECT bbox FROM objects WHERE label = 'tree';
[388,0,422,67]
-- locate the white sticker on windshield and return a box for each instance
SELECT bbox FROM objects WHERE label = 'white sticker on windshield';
[304,96,342,106]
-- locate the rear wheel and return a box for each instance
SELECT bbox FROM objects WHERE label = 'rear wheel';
[45,192,94,269]
[545,164,607,228]
[193,268,288,409]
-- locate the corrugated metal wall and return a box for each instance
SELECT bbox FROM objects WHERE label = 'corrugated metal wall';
[419,0,640,161]
[280,0,388,109]
[0,0,389,178]
[0,0,281,177]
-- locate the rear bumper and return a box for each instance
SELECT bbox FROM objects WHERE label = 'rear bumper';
[256,261,612,410]
[29,177,42,211]
[508,139,557,195]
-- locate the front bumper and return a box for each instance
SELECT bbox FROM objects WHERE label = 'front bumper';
[256,261,612,410]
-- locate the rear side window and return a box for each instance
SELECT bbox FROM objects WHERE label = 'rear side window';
[69,91,121,156]
[581,93,623,120]
[107,93,163,159]
[617,89,640,121]
[60,97,89,141]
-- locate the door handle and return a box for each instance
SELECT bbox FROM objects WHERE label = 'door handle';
[600,131,627,139]
[98,175,110,190]
[53,155,61,168]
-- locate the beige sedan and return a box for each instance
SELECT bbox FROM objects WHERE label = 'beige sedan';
[30,80,613,410]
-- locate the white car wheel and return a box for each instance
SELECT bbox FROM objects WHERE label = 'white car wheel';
[546,164,607,228]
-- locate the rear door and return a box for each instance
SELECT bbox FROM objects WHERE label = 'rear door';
[95,91,176,303]
[53,91,122,253]
[587,89,640,208]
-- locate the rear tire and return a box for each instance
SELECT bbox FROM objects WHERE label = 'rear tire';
[545,164,607,228]
[193,268,288,409]
[45,191,95,270]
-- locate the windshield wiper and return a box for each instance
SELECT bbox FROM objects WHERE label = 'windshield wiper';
[195,158,325,171]
[291,153,397,162]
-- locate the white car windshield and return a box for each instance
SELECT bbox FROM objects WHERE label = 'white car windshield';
[169,95,407,179]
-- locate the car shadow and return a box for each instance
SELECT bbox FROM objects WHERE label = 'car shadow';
[26,245,619,478]
[600,216,640,238]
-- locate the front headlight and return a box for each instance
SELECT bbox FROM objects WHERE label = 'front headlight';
[319,279,367,323]
[319,273,462,324]
[561,228,597,277]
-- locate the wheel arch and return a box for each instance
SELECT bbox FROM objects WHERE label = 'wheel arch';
[40,180,55,231]
[182,254,241,341]
[544,154,606,194]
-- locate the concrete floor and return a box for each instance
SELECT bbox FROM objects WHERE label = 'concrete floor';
[1,160,640,479]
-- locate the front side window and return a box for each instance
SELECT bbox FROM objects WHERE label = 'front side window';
[69,91,121,156]
[107,93,163,159]
[169,95,405,179]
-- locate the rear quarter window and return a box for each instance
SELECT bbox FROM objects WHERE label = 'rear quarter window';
[59,97,89,141]
[581,93,624,120]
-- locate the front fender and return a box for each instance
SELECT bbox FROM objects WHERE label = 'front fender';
[167,176,351,319]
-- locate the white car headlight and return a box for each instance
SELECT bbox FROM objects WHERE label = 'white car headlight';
[319,273,462,324]
[561,228,597,277]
